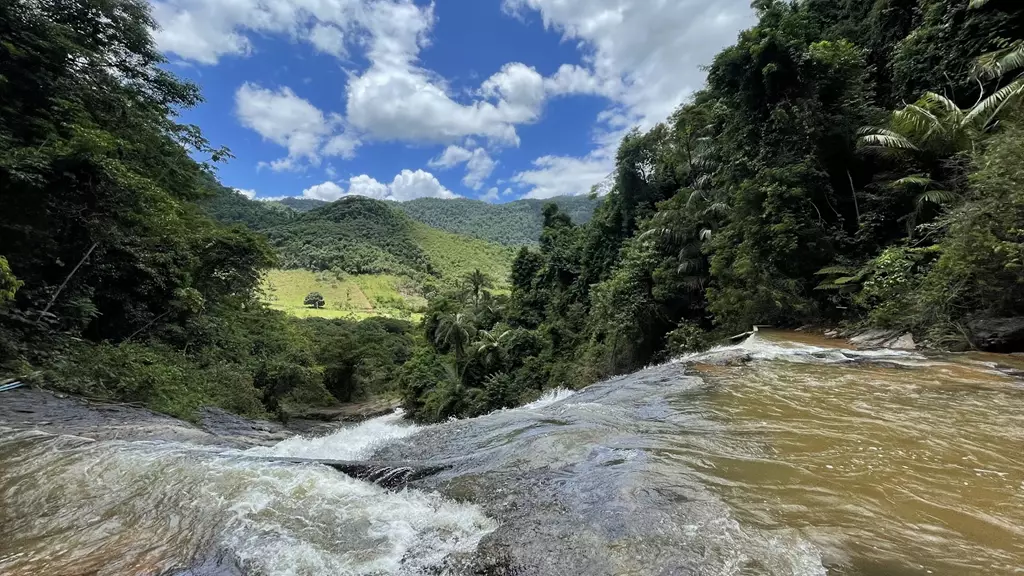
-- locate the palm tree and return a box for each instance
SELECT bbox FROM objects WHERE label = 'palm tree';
[969,0,1024,79]
[858,86,1024,228]
[639,132,723,292]
[434,312,476,371]
[465,269,493,306]
[473,328,514,372]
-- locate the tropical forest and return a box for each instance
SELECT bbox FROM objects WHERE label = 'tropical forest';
[2,0,1023,421]
[3,0,1024,575]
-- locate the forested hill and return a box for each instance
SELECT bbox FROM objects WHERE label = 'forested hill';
[201,187,513,283]
[210,194,600,246]
[393,196,600,246]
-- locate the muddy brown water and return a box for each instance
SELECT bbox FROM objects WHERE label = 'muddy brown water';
[1,332,1022,575]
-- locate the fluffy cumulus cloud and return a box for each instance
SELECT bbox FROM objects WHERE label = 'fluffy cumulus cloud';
[308,23,347,58]
[152,0,754,198]
[515,152,614,199]
[233,187,257,199]
[429,146,496,190]
[235,83,358,171]
[495,0,754,197]
[296,170,455,202]
[301,181,346,201]
[150,0,639,159]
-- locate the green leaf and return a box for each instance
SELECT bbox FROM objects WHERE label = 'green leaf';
[915,189,959,206]
[814,265,855,276]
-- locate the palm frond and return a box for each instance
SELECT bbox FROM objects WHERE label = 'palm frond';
[890,175,937,189]
[814,281,847,291]
[969,0,990,8]
[893,105,943,139]
[698,228,713,241]
[857,128,919,152]
[814,265,855,276]
[703,202,729,216]
[976,41,1024,79]
[965,78,1024,128]
[679,275,707,292]
[918,92,960,117]
[686,188,708,207]
[677,258,703,274]
[831,275,861,285]
[915,189,959,206]
[997,43,1024,76]
[639,227,685,245]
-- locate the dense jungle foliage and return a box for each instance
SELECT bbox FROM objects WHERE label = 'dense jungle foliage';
[394,196,600,246]
[0,0,418,419]
[208,195,600,246]
[202,187,515,289]
[3,0,1022,426]
[396,0,1024,421]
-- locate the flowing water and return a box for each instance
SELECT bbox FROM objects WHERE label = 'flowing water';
[1,332,1023,575]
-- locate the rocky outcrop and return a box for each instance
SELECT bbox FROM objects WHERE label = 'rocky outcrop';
[968,317,1024,353]
[848,329,917,350]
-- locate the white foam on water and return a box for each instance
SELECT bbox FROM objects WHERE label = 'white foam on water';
[0,434,496,576]
[676,333,925,365]
[247,409,420,461]
[520,388,576,410]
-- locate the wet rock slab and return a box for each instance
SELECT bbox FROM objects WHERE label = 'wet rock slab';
[0,387,290,447]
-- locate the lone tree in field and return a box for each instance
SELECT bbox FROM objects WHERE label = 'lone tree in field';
[304,292,325,309]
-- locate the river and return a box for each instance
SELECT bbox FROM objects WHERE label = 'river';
[1,332,1022,575]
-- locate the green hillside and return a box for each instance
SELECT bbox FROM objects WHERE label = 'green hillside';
[262,269,425,320]
[264,196,431,275]
[204,192,600,246]
[198,180,295,229]
[410,222,513,283]
[395,196,599,245]
[202,189,513,319]
[271,197,328,212]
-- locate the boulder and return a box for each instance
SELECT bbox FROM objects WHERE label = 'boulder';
[889,333,917,350]
[849,329,916,350]
[967,317,1024,353]
[849,329,899,348]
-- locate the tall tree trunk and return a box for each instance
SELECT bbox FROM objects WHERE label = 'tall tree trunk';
[37,242,99,322]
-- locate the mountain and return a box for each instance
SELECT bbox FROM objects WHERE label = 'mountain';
[394,196,599,246]
[202,188,514,285]
[205,192,601,246]
[197,180,295,229]
[271,198,328,212]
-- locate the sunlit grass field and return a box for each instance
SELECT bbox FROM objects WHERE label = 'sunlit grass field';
[262,269,424,321]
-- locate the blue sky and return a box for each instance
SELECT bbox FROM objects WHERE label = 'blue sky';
[153,0,756,203]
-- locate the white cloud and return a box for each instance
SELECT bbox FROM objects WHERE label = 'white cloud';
[504,0,753,126]
[150,0,362,64]
[153,0,754,197]
[296,170,456,202]
[428,146,496,190]
[481,187,501,202]
[502,0,754,197]
[388,169,457,201]
[308,23,347,58]
[346,174,390,200]
[153,0,580,150]
[236,83,358,171]
[301,181,346,201]
[233,187,257,199]
[515,152,614,199]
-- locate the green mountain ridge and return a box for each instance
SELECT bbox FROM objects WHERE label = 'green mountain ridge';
[201,187,514,286]
[394,196,599,246]
[237,194,599,245]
